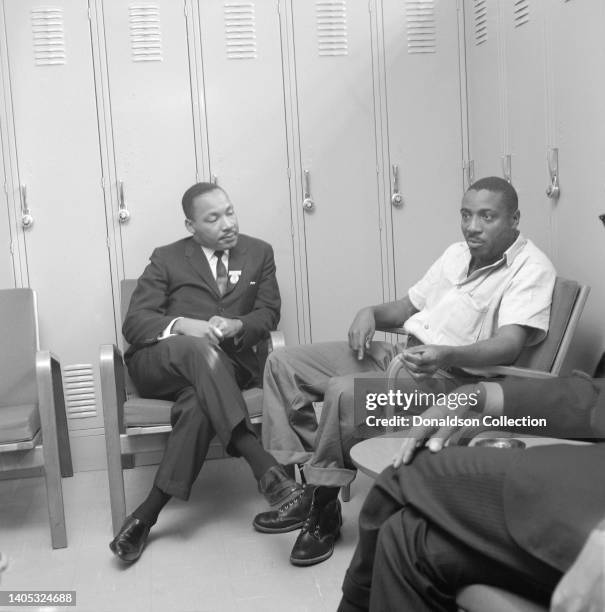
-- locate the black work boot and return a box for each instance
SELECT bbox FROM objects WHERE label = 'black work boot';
[253,485,316,533]
[289,492,342,566]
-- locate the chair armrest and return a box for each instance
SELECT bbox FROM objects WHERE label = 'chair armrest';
[468,365,557,379]
[100,344,127,435]
[36,350,73,478]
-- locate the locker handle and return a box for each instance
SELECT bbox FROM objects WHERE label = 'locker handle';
[302,170,315,212]
[391,165,403,208]
[118,181,131,223]
[546,148,560,200]
[20,184,34,229]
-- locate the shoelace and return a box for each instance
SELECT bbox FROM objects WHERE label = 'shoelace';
[278,491,305,515]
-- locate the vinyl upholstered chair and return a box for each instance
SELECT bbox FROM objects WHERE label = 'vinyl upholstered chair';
[0,288,73,549]
[100,279,285,536]
[347,277,589,611]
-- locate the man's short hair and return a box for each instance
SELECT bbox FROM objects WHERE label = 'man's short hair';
[468,176,518,214]
[182,182,225,219]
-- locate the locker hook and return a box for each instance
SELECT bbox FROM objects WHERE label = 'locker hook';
[391,165,403,207]
[302,170,315,212]
[118,181,131,223]
[546,148,560,200]
[20,184,34,229]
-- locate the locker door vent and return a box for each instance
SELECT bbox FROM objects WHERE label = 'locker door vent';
[129,4,163,62]
[224,2,257,60]
[513,0,530,28]
[405,0,436,54]
[316,0,348,57]
[31,7,66,66]
[473,0,487,46]
[63,363,97,419]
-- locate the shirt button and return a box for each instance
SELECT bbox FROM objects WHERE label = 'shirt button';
[424,324,429,330]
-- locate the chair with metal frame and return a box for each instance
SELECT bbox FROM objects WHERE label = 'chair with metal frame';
[0,288,73,549]
[100,279,286,537]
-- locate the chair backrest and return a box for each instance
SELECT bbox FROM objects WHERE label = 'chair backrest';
[0,288,39,405]
[513,277,589,375]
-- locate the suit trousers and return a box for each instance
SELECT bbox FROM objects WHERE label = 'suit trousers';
[262,341,466,488]
[127,335,256,500]
[339,447,561,612]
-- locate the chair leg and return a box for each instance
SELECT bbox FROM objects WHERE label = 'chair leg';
[341,483,351,502]
[50,357,73,478]
[36,351,68,548]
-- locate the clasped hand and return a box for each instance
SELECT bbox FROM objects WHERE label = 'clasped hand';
[174,316,242,344]
[400,345,448,379]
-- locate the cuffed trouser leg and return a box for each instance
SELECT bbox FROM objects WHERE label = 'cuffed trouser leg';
[127,336,255,499]
[341,447,560,611]
[306,372,461,488]
[261,341,395,465]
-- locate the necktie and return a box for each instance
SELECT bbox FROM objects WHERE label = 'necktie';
[214,250,228,296]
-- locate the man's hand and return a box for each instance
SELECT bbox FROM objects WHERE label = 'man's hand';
[172,317,223,344]
[348,307,376,360]
[401,345,449,379]
[391,384,480,467]
[550,527,605,612]
[208,315,243,339]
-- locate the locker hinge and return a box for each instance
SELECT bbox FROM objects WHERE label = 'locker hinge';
[100,176,106,192]
[106,236,111,250]
[87,0,92,21]
[286,167,291,179]
[9,240,14,255]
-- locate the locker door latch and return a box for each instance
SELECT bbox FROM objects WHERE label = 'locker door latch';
[391,165,403,207]
[20,184,34,229]
[118,181,131,223]
[546,148,560,200]
[302,170,315,212]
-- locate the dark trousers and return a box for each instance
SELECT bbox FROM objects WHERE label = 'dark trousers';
[126,335,257,500]
[339,447,561,612]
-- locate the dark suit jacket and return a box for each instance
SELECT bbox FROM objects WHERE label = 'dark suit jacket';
[497,375,605,572]
[122,233,280,387]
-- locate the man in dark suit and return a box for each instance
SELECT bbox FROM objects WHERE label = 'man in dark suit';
[339,374,605,611]
[109,182,301,562]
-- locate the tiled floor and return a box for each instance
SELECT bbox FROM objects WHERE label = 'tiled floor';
[0,459,373,612]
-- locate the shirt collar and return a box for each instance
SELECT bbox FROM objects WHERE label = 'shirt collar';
[201,246,229,262]
[464,233,526,271]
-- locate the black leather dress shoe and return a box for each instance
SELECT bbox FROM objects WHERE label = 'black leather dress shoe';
[290,496,342,566]
[253,485,316,533]
[258,464,303,506]
[109,515,151,563]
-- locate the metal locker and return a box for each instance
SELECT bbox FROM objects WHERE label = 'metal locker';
[98,0,200,278]
[196,0,300,345]
[1,0,116,431]
[501,0,553,255]
[463,0,504,179]
[380,0,464,297]
[547,0,605,371]
[288,0,384,342]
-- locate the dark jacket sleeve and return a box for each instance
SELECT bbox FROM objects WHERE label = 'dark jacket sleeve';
[499,374,605,439]
[122,249,176,347]
[235,243,281,351]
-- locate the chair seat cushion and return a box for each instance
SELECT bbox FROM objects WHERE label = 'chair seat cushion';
[0,403,40,443]
[124,387,264,427]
